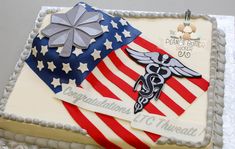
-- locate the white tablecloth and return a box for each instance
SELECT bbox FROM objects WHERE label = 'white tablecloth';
[214,15,235,149]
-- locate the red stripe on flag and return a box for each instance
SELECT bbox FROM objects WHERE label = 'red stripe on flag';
[97,57,184,141]
[98,52,187,120]
[108,49,185,116]
[97,60,165,116]
[159,92,185,115]
[121,47,196,105]
[166,78,196,103]
[98,114,149,149]
[85,74,150,148]
[112,48,186,115]
[86,73,161,143]
[109,50,140,80]
[133,36,209,91]
[147,132,161,142]
[98,61,138,100]
[62,102,121,149]
[133,36,168,55]
[188,77,209,91]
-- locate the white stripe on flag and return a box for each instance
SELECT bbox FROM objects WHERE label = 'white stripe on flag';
[91,67,134,106]
[175,78,204,95]
[152,99,178,118]
[103,57,136,87]
[162,84,190,109]
[82,78,156,147]
[79,107,131,148]
[126,42,204,102]
[115,49,144,75]
[99,52,181,117]
[128,41,148,52]
[113,48,186,116]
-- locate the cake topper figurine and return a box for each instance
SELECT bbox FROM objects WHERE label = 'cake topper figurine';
[127,48,202,114]
[41,4,103,57]
[176,9,199,40]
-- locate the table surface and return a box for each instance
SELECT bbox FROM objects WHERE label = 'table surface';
[0,1,235,149]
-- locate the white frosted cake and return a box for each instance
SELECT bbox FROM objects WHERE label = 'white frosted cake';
[0,2,225,149]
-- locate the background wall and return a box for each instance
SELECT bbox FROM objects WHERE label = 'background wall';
[0,0,234,94]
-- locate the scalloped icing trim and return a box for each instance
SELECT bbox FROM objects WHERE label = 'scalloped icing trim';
[0,129,99,149]
[0,7,225,149]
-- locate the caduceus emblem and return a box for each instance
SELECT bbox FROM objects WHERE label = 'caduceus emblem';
[127,48,202,114]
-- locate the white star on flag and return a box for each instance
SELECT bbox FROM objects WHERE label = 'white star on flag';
[122,29,131,38]
[32,47,37,57]
[104,39,113,50]
[73,48,83,56]
[51,78,60,88]
[37,61,44,71]
[120,18,128,26]
[62,63,72,74]
[101,25,109,33]
[110,20,118,29]
[115,33,122,42]
[91,49,101,60]
[56,47,62,54]
[90,39,96,44]
[77,62,89,73]
[47,61,56,72]
[41,46,48,56]
[68,79,76,86]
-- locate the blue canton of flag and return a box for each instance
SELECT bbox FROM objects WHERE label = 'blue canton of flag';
[26,2,141,93]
